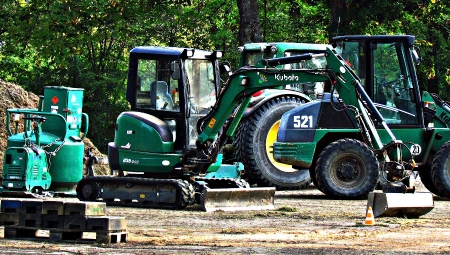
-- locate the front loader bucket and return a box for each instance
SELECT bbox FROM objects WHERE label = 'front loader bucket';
[367,191,434,218]
[200,187,276,212]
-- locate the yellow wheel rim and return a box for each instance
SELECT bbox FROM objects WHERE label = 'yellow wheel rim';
[265,120,295,172]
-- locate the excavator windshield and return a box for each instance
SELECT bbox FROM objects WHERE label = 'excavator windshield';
[185,59,218,145]
[185,59,217,112]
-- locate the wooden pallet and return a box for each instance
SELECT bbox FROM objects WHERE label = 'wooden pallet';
[0,199,127,244]
[4,226,128,244]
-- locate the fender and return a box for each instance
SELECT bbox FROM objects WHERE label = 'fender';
[242,89,312,118]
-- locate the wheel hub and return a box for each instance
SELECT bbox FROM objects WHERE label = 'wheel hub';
[339,164,356,179]
[82,184,94,197]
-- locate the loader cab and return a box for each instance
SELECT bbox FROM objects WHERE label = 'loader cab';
[333,35,423,127]
[126,47,222,151]
[238,43,329,94]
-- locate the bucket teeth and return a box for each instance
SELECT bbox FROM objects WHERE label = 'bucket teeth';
[367,191,434,218]
[200,187,276,212]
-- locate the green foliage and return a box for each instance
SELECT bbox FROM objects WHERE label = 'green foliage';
[260,0,329,44]
[323,0,449,98]
[0,0,449,151]
[277,206,298,212]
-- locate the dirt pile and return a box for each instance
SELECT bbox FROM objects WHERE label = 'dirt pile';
[0,79,39,173]
[0,79,108,175]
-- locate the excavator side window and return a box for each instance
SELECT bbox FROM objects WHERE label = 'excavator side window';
[135,59,180,112]
[373,43,418,125]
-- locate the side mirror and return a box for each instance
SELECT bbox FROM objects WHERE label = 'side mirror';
[220,62,232,76]
[412,47,421,65]
[171,61,181,80]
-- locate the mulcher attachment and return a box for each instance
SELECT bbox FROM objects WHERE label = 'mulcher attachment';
[367,191,434,218]
[200,187,276,212]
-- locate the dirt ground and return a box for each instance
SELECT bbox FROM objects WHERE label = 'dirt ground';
[0,184,449,255]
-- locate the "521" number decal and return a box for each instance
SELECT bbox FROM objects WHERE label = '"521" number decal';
[293,115,313,128]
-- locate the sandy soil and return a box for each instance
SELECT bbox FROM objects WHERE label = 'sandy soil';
[0,184,449,255]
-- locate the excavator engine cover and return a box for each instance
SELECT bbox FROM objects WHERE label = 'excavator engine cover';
[367,191,434,218]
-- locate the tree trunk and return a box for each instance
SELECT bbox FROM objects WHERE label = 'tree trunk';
[328,0,347,41]
[237,0,262,45]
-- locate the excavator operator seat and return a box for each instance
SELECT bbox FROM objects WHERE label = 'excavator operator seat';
[150,81,174,111]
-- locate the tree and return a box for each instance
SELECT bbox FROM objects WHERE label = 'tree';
[1,0,449,152]
[237,0,262,45]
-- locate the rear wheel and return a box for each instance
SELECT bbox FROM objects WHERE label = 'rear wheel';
[417,165,443,196]
[235,96,311,190]
[315,139,379,198]
[431,142,450,198]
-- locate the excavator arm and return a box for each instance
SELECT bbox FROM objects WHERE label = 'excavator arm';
[196,54,329,145]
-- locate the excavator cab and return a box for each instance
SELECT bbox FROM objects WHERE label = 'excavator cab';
[125,47,221,152]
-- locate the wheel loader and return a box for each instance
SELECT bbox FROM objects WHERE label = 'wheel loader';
[273,35,441,217]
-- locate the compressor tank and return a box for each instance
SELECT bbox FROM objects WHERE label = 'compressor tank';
[5,86,88,194]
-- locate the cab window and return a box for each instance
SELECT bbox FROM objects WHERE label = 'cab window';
[373,43,418,125]
[135,59,180,112]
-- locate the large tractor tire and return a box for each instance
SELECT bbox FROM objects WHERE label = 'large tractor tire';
[430,142,450,198]
[235,96,311,190]
[417,164,443,196]
[315,138,379,199]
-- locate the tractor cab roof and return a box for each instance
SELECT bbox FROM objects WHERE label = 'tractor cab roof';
[332,35,416,47]
[130,46,220,60]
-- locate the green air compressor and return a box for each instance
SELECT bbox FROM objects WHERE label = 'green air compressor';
[1,86,89,195]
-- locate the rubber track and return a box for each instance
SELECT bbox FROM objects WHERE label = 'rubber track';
[77,176,195,210]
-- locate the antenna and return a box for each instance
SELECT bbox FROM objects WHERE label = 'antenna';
[336,16,340,37]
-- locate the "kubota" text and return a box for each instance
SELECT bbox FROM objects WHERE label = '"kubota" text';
[274,74,299,81]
